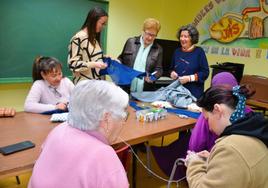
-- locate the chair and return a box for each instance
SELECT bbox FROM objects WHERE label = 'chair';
[115,145,131,172]
[167,158,186,188]
[241,75,268,116]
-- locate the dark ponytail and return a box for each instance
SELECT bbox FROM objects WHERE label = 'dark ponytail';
[197,84,255,112]
[32,56,62,82]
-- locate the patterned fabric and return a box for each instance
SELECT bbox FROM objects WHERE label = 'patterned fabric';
[230,85,246,123]
[50,112,68,122]
[131,80,196,108]
[68,30,104,84]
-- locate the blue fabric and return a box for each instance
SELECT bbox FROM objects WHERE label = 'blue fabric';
[129,101,148,111]
[41,109,68,115]
[149,75,157,81]
[131,80,196,108]
[99,57,146,85]
[129,101,200,119]
[170,47,209,98]
[230,85,246,123]
[166,108,200,119]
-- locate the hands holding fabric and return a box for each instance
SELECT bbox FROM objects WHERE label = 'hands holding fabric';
[56,102,68,111]
[184,150,210,167]
[170,71,192,84]
[94,61,107,69]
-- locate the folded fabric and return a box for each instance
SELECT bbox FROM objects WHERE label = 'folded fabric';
[50,112,68,122]
[41,109,68,115]
[166,108,200,119]
[99,57,146,85]
[129,101,150,111]
[131,80,196,108]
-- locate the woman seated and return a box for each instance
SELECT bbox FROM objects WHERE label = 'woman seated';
[186,84,268,188]
[151,72,252,179]
[189,72,252,152]
[24,56,74,113]
[28,80,129,188]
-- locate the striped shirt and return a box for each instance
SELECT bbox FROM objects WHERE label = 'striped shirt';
[68,30,104,84]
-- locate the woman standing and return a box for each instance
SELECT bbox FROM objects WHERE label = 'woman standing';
[118,18,163,93]
[170,24,209,99]
[68,7,108,84]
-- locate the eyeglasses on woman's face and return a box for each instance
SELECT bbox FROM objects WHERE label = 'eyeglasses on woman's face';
[143,31,157,38]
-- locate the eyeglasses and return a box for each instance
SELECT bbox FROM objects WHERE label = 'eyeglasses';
[144,31,157,38]
[49,86,62,98]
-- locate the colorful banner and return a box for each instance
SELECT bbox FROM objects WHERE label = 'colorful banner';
[200,45,268,59]
[193,0,268,59]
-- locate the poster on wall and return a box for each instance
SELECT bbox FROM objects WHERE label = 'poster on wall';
[193,0,268,60]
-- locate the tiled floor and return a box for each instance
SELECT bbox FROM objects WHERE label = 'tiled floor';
[0,133,188,188]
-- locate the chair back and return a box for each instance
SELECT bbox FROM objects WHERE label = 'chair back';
[115,145,131,172]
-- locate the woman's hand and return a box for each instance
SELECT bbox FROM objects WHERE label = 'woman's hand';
[144,76,154,83]
[185,150,209,167]
[178,75,190,84]
[184,151,200,167]
[170,71,178,80]
[0,107,16,117]
[94,62,108,69]
[197,150,210,160]
[56,103,68,111]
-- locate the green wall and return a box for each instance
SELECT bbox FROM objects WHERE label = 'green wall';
[0,0,108,83]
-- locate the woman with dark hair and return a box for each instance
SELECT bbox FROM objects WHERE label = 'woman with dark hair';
[68,7,108,84]
[186,84,268,188]
[24,56,74,113]
[170,24,209,99]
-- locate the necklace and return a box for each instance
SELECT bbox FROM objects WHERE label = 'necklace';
[182,45,195,52]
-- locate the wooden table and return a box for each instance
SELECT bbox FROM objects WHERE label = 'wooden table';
[113,106,196,145]
[0,108,196,180]
[0,112,57,179]
[246,99,268,110]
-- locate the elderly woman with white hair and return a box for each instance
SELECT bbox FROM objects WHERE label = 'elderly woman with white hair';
[28,80,129,188]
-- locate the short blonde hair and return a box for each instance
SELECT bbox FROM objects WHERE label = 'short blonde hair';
[143,18,161,33]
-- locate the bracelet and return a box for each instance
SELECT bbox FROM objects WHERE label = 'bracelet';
[189,75,195,82]
[189,74,198,82]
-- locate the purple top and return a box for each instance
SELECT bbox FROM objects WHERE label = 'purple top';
[188,72,252,152]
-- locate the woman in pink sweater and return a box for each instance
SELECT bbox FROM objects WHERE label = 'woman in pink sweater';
[28,80,129,188]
